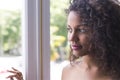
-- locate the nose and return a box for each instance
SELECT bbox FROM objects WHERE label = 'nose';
[68,31,79,42]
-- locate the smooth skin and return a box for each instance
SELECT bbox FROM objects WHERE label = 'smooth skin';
[61,11,111,80]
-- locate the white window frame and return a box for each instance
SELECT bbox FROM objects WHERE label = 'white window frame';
[22,0,50,80]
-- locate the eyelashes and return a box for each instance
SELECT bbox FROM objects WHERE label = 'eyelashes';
[77,29,88,33]
[67,27,88,33]
[67,27,72,33]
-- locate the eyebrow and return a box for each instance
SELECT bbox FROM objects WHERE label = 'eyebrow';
[67,24,87,28]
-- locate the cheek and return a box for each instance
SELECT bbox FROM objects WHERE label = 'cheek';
[79,34,91,50]
[67,33,71,41]
[78,35,89,44]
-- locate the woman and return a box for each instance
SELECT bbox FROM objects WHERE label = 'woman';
[7,67,23,80]
[62,0,120,80]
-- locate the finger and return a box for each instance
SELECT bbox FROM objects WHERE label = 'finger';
[7,70,17,73]
[16,71,23,77]
[7,74,19,79]
[7,68,23,80]
[12,67,18,71]
[6,75,16,78]
[7,74,23,80]
[10,77,14,80]
[7,70,22,78]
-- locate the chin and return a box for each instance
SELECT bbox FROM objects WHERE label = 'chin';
[73,51,81,57]
[73,50,87,57]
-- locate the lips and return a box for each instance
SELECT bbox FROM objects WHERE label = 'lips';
[71,45,82,50]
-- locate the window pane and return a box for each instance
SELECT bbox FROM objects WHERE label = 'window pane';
[0,0,24,80]
[50,0,69,80]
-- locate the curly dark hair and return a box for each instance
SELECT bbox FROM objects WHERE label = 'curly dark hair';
[67,0,120,79]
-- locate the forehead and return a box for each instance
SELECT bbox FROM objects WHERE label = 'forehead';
[67,11,92,30]
[67,11,80,23]
[67,11,87,28]
[67,11,93,28]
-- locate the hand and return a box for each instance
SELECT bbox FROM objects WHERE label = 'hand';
[6,67,23,80]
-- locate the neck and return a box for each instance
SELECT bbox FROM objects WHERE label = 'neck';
[80,55,93,65]
[74,55,95,70]
[80,55,112,80]
[74,55,93,66]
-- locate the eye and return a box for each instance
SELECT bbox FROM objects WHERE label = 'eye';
[67,27,72,33]
[77,29,88,33]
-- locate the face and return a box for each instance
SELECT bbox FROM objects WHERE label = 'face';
[67,11,92,57]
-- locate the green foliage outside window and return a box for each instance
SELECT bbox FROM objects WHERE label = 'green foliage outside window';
[0,10,21,56]
[0,0,69,60]
[50,0,69,61]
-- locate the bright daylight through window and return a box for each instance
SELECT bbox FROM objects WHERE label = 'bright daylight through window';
[0,0,24,80]
[50,0,69,80]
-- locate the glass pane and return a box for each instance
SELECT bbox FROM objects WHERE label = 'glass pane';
[50,0,69,80]
[0,0,24,80]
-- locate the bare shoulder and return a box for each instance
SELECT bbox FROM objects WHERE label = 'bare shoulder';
[62,64,71,72]
[61,64,73,80]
